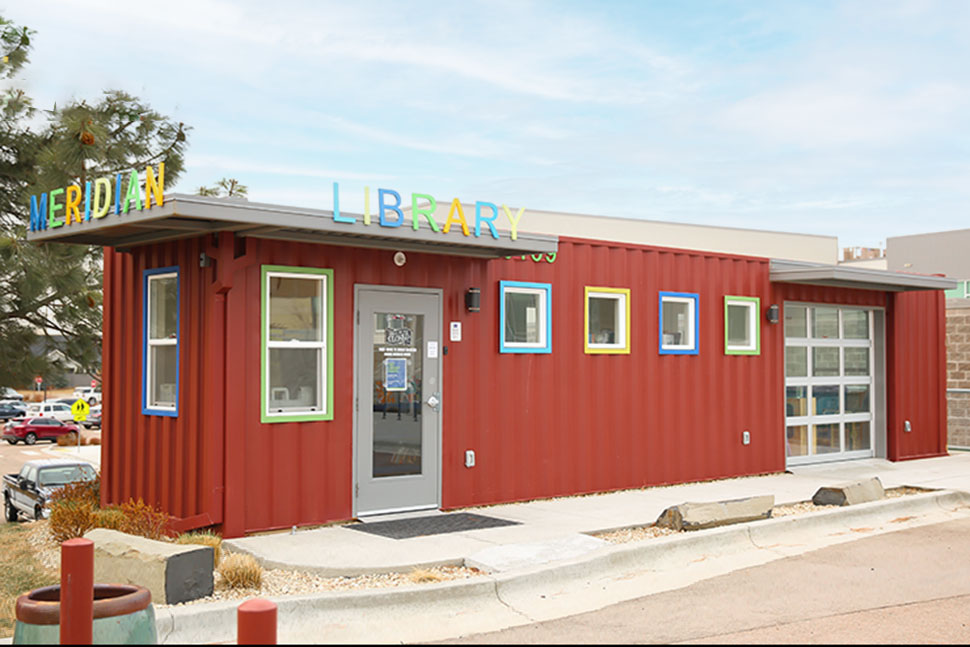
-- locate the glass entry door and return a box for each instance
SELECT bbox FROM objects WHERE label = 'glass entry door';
[355,287,441,515]
[784,304,875,465]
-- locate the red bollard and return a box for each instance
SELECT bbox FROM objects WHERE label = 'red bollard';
[238,598,277,644]
[60,537,94,645]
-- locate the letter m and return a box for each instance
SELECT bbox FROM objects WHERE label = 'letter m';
[29,193,48,231]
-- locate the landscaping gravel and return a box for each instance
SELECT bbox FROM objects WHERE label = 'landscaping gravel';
[23,486,931,604]
[594,486,928,544]
[164,562,484,607]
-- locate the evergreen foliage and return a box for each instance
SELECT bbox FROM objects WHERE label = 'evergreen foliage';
[0,15,190,387]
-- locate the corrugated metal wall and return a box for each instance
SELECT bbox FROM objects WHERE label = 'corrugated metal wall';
[102,242,212,525]
[886,289,948,459]
[103,234,949,537]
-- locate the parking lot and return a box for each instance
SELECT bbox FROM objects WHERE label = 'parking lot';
[0,428,101,481]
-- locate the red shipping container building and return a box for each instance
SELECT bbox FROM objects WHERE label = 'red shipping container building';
[29,192,953,537]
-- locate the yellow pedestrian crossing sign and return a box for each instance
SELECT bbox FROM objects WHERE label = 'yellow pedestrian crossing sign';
[71,399,90,422]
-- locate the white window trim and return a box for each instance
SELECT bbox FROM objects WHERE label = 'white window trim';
[263,270,327,418]
[586,290,628,351]
[146,271,178,412]
[725,298,758,352]
[502,285,549,350]
[660,295,696,352]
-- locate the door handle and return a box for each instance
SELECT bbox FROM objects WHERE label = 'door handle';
[426,393,440,412]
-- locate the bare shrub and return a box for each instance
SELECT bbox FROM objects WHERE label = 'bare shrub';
[176,531,223,567]
[117,498,172,541]
[218,553,262,590]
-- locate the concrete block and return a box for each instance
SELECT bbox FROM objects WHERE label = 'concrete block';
[655,495,775,531]
[811,476,885,506]
[85,528,214,605]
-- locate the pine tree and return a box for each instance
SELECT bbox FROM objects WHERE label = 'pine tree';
[0,15,190,387]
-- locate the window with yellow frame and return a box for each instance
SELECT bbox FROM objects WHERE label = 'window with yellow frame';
[584,286,631,354]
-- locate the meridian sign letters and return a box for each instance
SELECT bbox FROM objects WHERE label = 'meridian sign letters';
[29,163,165,232]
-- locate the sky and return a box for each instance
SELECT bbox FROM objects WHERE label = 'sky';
[6,0,970,249]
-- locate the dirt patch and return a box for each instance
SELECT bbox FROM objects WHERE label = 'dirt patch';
[0,522,58,638]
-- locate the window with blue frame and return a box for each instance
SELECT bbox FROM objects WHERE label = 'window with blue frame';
[500,280,551,353]
[143,267,179,416]
[659,291,699,355]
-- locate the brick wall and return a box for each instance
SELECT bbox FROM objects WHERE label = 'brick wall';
[946,300,970,448]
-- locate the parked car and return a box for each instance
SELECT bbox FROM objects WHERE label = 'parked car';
[23,401,74,422]
[82,405,101,429]
[4,459,97,521]
[0,402,26,421]
[73,386,102,405]
[2,417,81,445]
[0,387,24,401]
[51,397,78,406]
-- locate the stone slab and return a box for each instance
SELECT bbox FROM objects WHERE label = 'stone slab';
[85,528,214,605]
[656,495,775,531]
[812,476,885,506]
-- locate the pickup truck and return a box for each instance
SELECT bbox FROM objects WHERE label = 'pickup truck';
[3,459,97,522]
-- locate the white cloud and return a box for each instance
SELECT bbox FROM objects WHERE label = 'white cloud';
[720,80,968,149]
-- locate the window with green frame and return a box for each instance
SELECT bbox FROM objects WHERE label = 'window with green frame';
[724,295,760,355]
[261,265,334,423]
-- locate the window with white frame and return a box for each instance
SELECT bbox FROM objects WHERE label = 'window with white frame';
[500,281,551,353]
[724,296,760,355]
[659,291,698,355]
[262,266,333,422]
[144,268,178,415]
[585,287,630,354]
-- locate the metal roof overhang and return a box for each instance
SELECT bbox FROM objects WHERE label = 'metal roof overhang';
[770,260,956,292]
[25,193,559,258]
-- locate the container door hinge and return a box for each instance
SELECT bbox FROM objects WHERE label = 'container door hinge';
[355,483,359,498]
[356,310,360,324]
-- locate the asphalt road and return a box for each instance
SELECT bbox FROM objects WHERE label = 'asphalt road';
[440,518,970,644]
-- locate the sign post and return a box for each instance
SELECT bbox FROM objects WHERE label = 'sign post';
[71,399,90,453]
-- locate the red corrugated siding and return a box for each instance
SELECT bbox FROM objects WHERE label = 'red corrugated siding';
[886,289,948,460]
[103,233,948,537]
[102,243,210,521]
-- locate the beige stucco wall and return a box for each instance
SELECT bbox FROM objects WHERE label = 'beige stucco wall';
[409,203,839,264]
[888,229,970,279]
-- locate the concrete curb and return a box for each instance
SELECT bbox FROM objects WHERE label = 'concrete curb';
[157,489,970,644]
[223,542,467,577]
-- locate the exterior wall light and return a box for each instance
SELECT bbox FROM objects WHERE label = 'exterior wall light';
[766,304,780,324]
[393,251,406,267]
[465,288,481,313]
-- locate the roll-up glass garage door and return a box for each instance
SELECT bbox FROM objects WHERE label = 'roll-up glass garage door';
[784,304,874,465]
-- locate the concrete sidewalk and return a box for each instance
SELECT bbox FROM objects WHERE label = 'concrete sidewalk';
[149,452,970,643]
[225,452,970,576]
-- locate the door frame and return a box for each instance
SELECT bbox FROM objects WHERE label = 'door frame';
[352,284,443,518]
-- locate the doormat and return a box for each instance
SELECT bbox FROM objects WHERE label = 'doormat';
[348,513,520,540]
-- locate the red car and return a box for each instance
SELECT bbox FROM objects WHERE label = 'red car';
[2,417,81,446]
